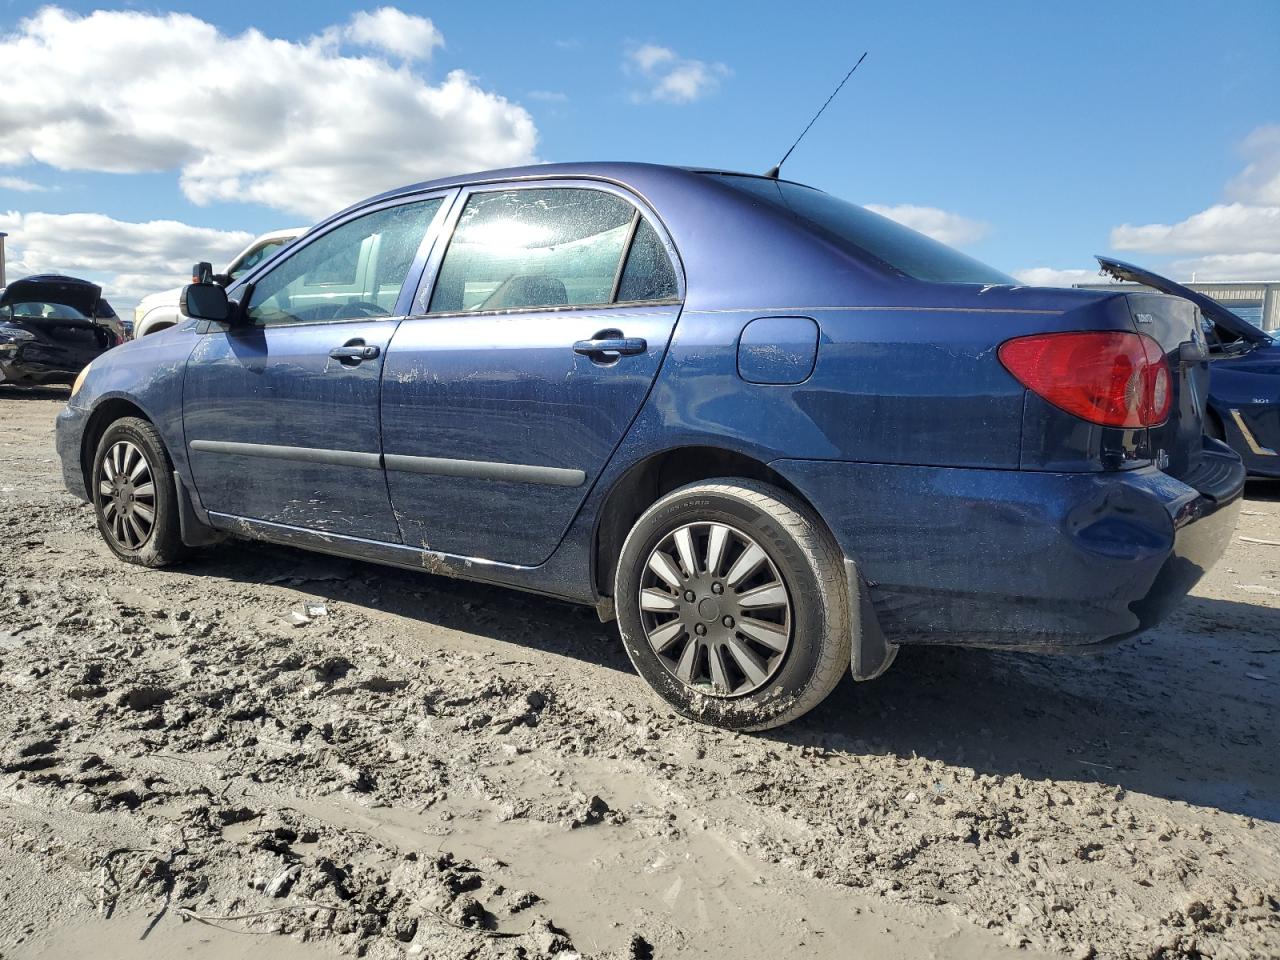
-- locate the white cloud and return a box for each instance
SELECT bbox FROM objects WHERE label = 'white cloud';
[1102,125,1280,282]
[865,203,991,247]
[1110,203,1280,255]
[0,176,49,193]
[526,90,569,103]
[1167,252,1280,281]
[627,44,729,104]
[0,210,252,309]
[1226,124,1280,206]
[0,7,537,219]
[631,44,677,73]
[1012,267,1113,287]
[343,7,443,61]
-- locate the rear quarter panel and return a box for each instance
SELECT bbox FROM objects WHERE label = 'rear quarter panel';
[637,297,1140,470]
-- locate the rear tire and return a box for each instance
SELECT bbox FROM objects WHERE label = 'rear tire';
[91,417,188,567]
[614,479,850,731]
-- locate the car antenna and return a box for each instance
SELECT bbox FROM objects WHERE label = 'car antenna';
[765,51,868,180]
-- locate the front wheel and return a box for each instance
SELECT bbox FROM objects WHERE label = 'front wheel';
[91,417,188,567]
[614,479,851,731]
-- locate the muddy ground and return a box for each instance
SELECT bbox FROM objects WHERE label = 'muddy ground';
[0,384,1277,960]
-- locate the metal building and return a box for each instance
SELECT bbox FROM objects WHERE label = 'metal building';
[1075,277,1280,332]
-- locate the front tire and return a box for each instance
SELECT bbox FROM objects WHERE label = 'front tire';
[614,479,851,731]
[91,417,188,567]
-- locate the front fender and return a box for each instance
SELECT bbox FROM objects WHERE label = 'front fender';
[67,327,199,494]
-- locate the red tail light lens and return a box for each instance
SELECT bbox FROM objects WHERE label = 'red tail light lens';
[998,331,1172,428]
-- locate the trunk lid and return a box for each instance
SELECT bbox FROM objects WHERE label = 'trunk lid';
[1096,256,1270,346]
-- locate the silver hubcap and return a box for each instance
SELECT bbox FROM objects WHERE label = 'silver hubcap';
[96,440,156,550]
[639,521,792,697]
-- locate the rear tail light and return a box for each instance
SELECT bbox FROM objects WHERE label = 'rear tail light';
[998,331,1172,428]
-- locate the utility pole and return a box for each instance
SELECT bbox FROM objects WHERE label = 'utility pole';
[0,232,7,288]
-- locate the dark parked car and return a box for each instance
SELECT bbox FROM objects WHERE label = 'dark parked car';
[1098,256,1280,478]
[1,275,120,387]
[55,163,1243,730]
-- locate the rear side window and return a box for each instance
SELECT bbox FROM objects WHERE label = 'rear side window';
[711,174,1014,285]
[618,218,678,302]
[429,188,678,313]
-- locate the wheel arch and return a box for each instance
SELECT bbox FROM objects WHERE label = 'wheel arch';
[80,397,153,493]
[592,444,821,598]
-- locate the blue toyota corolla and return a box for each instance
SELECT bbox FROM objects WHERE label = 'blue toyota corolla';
[55,163,1245,730]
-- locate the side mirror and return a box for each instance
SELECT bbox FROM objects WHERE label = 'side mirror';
[180,282,231,322]
[211,273,233,287]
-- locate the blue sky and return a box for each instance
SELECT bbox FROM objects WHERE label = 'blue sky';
[2,1,1278,306]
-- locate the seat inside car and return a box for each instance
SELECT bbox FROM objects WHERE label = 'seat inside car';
[482,275,567,311]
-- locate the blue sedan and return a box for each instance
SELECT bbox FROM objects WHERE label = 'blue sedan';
[1098,257,1280,478]
[55,163,1244,730]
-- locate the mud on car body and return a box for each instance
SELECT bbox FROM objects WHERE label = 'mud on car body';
[56,163,1244,730]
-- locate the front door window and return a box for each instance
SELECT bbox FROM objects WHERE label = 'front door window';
[246,199,442,326]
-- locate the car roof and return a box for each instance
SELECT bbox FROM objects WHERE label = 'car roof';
[294,162,1036,314]
[335,162,809,218]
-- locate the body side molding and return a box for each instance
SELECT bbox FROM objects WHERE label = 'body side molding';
[190,440,586,485]
[383,454,585,487]
[189,439,381,470]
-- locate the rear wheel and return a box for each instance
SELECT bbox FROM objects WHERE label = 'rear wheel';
[614,479,851,731]
[91,417,188,567]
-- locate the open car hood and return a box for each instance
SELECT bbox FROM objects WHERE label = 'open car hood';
[1095,256,1270,344]
[0,274,103,318]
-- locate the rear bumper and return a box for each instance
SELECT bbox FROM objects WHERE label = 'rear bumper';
[771,450,1244,649]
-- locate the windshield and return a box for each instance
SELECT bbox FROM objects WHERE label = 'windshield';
[710,174,1015,285]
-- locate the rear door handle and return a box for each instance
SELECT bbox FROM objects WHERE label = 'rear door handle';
[329,340,380,364]
[573,330,647,361]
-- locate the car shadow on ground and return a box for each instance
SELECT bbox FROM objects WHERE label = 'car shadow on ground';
[1244,478,1280,502]
[0,385,71,401]
[180,537,1280,823]
[780,594,1280,822]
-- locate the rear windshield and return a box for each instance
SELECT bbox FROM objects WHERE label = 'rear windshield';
[709,174,1015,285]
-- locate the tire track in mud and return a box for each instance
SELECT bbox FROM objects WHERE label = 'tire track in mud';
[1,395,1278,959]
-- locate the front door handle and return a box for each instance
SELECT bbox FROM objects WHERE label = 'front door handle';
[573,329,647,361]
[329,339,380,364]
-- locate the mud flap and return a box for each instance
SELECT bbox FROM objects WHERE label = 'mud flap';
[174,471,226,547]
[846,559,897,681]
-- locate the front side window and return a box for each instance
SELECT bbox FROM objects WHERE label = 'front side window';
[429,188,677,313]
[246,199,441,326]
